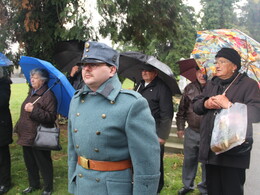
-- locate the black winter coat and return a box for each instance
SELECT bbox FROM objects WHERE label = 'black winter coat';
[193,73,260,169]
[0,78,13,146]
[135,77,173,139]
[67,69,85,90]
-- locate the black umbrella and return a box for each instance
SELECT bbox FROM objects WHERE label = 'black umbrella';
[53,40,85,72]
[119,51,181,95]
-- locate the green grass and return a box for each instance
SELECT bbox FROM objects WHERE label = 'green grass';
[8,83,202,195]
[122,78,135,89]
[10,83,29,126]
[9,84,70,195]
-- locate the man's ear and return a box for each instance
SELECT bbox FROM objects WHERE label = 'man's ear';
[109,66,117,77]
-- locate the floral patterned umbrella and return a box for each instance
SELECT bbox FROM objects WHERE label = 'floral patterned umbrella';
[191,29,260,82]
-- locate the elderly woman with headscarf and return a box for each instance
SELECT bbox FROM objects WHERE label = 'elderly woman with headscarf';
[193,48,260,195]
[15,68,57,195]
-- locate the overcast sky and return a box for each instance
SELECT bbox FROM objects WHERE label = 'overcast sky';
[185,0,202,13]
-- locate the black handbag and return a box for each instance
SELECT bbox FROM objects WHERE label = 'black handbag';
[33,124,62,151]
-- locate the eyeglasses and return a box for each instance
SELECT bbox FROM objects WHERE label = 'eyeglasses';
[214,59,231,65]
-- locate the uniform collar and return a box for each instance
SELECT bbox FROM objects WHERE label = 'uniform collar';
[75,74,122,101]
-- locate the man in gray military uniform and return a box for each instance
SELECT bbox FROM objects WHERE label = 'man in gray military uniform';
[68,41,161,195]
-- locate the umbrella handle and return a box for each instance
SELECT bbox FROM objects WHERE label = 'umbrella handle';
[32,79,60,105]
[135,83,142,92]
[32,97,41,105]
[222,73,241,95]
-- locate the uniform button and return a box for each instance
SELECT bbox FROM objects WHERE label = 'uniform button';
[96,131,101,135]
[81,99,85,103]
[101,114,106,119]
[110,100,115,104]
[85,49,89,52]
[74,129,78,133]
[94,148,99,152]
[76,145,79,148]
[78,173,83,178]
[76,113,80,116]
[95,178,100,182]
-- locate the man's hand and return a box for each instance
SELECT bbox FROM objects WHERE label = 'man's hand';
[70,66,79,77]
[176,130,184,138]
[158,137,166,145]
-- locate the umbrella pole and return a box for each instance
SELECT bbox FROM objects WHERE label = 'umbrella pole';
[222,73,241,95]
[32,79,61,105]
[32,97,41,105]
[135,83,142,92]
[248,63,260,82]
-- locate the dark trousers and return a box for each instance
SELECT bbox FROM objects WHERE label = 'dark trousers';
[157,144,164,193]
[182,128,207,194]
[0,145,11,187]
[23,146,53,191]
[206,164,245,195]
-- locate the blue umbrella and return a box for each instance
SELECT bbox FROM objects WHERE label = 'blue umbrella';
[0,52,13,66]
[19,56,76,117]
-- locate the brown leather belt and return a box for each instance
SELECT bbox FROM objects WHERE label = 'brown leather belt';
[77,156,132,171]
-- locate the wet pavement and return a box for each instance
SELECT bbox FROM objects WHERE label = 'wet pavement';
[245,123,260,195]
[11,77,26,84]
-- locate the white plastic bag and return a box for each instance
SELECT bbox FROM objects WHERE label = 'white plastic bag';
[210,102,247,155]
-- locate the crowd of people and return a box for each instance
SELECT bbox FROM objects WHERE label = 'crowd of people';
[0,43,259,195]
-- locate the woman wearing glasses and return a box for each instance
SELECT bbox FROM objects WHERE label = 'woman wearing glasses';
[193,48,260,195]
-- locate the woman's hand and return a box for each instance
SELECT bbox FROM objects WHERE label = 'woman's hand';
[24,103,34,112]
[211,94,232,109]
[204,97,222,109]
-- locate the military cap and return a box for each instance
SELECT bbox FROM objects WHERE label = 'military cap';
[81,41,119,68]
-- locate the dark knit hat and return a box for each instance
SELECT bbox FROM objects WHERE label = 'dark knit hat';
[215,48,241,70]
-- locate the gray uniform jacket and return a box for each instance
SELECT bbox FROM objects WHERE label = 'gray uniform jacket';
[68,75,160,195]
